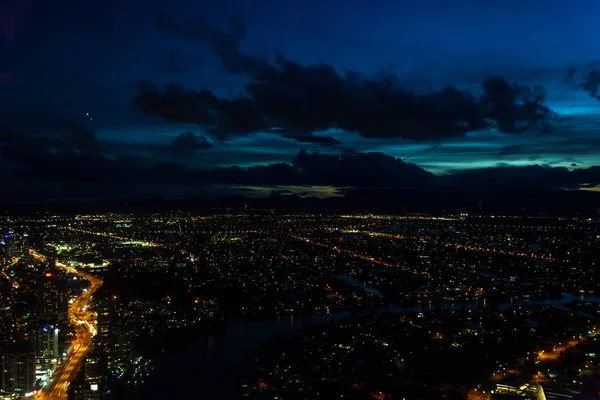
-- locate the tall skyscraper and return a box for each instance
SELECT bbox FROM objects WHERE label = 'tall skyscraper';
[16,233,28,256]
[94,301,132,373]
[95,301,113,353]
[0,304,14,347]
[112,322,133,371]
[32,324,59,372]
[0,234,13,265]
[0,344,36,396]
[40,271,69,325]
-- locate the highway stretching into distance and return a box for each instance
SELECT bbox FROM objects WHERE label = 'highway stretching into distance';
[31,252,103,400]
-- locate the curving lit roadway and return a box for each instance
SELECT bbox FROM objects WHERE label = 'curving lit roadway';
[34,257,103,400]
[1,258,20,289]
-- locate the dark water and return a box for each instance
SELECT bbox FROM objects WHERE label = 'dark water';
[336,273,384,297]
[142,294,600,399]
[141,314,348,399]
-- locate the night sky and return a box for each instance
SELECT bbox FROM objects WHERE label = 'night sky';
[1,0,600,201]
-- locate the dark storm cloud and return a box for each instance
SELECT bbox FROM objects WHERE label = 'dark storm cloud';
[146,13,556,142]
[201,150,437,187]
[170,132,213,151]
[0,117,119,199]
[203,150,437,187]
[292,150,434,187]
[0,127,195,186]
[562,67,576,85]
[1,134,437,188]
[208,97,266,139]
[132,80,266,141]
[132,80,216,125]
[0,121,104,156]
[58,122,105,154]
[1,124,599,196]
[480,76,554,133]
[448,165,600,191]
[212,163,297,186]
[152,11,275,76]
[580,70,600,100]
[281,134,342,146]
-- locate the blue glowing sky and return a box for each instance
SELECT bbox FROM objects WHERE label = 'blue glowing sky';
[1,0,600,199]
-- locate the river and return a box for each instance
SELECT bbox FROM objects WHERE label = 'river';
[140,314,350,399]
[141,294,600,399]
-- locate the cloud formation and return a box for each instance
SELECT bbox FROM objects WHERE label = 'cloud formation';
[58,122,105,154]
[0,121,104,156]
[141,12,557,143]
[152,11,275,76]
[132,80,266,141]
[2,122,598,197]
[170,131,213,151]
[448,165,600,191]
[580,70,600,100]
[281,133,341,146]
[562,67,576,86]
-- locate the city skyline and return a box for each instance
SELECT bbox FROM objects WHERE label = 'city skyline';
[3,3,600,396]
[1,211,600,399]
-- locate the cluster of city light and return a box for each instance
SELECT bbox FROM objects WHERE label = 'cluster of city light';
[34,258,102,400]
[0,258,20,289]
[67,226,163,248]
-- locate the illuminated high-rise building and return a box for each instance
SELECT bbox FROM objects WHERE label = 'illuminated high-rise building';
[40,271,69,325]
[16,233,28,256]
[112,322,133,371]
[95,301,113,353]
[0,234,13,265]
[93,301,133,373]
[0,344,36,397]
[32,324,59,372]
[0,305,14,347]
[83,349,110,400]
